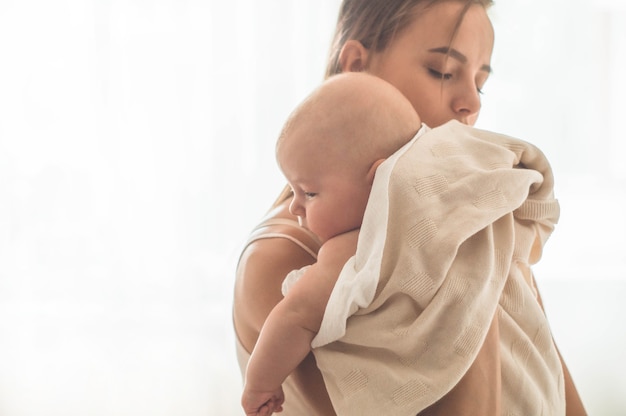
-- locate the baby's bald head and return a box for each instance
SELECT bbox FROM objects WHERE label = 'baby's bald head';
[276,72,421,176]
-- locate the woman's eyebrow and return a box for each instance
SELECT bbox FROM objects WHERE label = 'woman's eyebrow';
[428,46,492,73]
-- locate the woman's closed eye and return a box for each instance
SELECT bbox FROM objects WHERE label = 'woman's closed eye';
[428,67,486,94]
[428,68,452,80]
[304,192,317,200]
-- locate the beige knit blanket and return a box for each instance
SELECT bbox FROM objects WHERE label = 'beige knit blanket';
[312,121,566,415]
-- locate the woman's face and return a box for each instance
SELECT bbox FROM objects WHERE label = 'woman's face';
[364,2,494,127]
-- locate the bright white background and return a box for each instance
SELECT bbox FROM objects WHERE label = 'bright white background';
[0,0,624,415]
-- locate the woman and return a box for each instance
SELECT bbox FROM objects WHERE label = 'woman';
[233,0,587,414]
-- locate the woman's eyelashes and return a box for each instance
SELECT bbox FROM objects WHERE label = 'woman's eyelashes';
[428,68,452,80]
[476,79,488,95]
[428,67,487,95]
[304,192,317,200]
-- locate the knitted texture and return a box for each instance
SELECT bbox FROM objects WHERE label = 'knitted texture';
[313,121,565,416]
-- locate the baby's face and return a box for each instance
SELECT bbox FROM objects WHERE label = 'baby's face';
[278,142,371,243]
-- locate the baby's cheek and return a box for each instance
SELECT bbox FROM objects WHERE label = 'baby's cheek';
[307,219,330,242]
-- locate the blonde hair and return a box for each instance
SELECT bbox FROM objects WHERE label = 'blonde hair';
[325,0,494,78]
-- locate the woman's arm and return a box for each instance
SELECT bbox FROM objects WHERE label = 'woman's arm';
[534,279,587,416]
[418,311,502,416]
[420,275,587,416]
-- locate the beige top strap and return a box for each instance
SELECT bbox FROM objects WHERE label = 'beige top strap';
[245,217,321,260]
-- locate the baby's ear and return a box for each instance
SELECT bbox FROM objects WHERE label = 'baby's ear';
[366,159,386,184]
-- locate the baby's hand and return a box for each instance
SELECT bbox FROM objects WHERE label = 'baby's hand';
[241,387,285,416]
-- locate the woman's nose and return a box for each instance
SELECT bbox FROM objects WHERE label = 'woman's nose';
[452,82,481,123]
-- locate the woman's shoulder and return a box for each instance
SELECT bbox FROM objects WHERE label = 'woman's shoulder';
[242,199,321,261]
[234,197,321,351]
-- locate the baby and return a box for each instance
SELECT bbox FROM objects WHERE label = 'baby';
[241,72,423,416]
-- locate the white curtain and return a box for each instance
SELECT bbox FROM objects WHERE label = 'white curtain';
[0,1,624,414]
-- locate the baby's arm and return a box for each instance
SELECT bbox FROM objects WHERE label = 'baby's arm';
[242,230,358,416]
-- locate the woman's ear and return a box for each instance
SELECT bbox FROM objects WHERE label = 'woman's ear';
[366,159,386,184]
[338,40,370,73]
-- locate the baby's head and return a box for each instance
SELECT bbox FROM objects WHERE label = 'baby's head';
[277,72,421,176]
[276,72,421,241]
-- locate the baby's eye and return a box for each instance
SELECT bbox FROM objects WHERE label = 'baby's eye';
[304,192,317,200]
[428,68,452,80]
